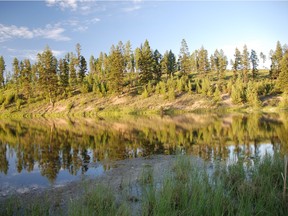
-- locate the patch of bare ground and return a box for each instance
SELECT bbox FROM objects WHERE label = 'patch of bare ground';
[221,93,233,107]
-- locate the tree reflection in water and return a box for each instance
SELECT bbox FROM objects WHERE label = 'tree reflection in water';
[0,113,287,183]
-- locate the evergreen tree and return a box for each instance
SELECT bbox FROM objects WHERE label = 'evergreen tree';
[232,48,242,81]
[198,46,210,76]
[260,52,266,69]
[212,49,227,80]
[270,41,283,79]
[89,55,96,74]
[108,44,125,94]
[250,49,259,80]
[58,58,69,95]
[153,49,162,82]
[0,56,5,88]
[161,50,176,79]
[242,45,250,83]
[21,59,32,100]
[138,40,154,85]
[218,49,228,81]
[190,50,199,73]
[124,40,134,73]
[78,55,87,83]
[134,47,141,72]
[179,39,190,75]
[69,53,77,90]
[278,50,288,93]
[12,58,20,95]
[37,47,58,105]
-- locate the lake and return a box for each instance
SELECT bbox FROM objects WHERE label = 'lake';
[0,112,287,196]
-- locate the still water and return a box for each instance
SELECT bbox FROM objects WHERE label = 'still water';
[0,113,287,195]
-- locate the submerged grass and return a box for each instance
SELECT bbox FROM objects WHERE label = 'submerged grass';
[0,154,287,215]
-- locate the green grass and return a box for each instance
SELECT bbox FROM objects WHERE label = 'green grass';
[1,154,287,215]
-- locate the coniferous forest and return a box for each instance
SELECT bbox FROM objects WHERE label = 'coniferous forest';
[0,39,288,114]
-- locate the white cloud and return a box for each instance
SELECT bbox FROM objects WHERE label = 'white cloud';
[0,24,70,42]
[46,0,77,11]
[5,47,65,61]
[55,17,100,32]
[123,5,141,12]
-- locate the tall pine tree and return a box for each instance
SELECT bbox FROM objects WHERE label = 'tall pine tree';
[242,45,250,83]
[270,41,283,79]
[139,40,154,85]
[37,47,58,105]
[0,56,5,88]
[179,39,190,75]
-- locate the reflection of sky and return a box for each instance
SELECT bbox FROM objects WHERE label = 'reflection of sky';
[0,146,104,196]
[227,143,274,164]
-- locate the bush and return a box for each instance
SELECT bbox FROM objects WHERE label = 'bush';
[0,95,5,105]
[4,92,15,106]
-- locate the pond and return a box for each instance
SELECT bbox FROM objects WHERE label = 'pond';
[0,112,288,196]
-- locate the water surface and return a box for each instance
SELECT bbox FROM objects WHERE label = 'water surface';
[0,112,287,195]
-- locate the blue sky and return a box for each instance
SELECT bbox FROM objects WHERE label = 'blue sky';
[0,0,288,72]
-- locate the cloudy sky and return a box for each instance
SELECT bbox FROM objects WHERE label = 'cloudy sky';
[0,0,288,72]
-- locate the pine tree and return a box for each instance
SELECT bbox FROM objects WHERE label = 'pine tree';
[212,49,227,81]
[12,57,20,95]
[153,49,162,82]
[219,50,227,81]
[0,56,5,88]
[37,47,58,105]
[190,50,199,73]
[250,49,259,80]
[278,50,288,93]
[139,40,154,85]
[89,55,96,74]
[21,59,32,100]
[270,41,283,79]
[198,46,210,76]
[108,43,125,94]
[78,55,87,83]
[232,48,242,81]
[69,53,77,91]
[179,39,190,75]
[59,58,69,95]
[260,52,266,69]
[124,40,134,73]
[134,47,141,72]
[161,50,176,79]
[242,45,250,83]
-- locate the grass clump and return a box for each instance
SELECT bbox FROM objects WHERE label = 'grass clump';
[68,184,130,216]
[141,154,288,216]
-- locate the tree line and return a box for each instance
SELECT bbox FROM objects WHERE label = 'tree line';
[0,39,287,109]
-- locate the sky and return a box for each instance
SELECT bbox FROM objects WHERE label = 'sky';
[0,0,288,72]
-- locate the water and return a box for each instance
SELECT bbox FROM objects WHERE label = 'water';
[0,112,287,195]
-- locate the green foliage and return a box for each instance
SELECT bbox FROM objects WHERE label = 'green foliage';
[231,78,245,104]
[139,40,154,85]
[278,50,288,93]
[0,94,5,105]
[270,41,283,79]
[213,86,222,103]
[246,81,261,108]
[242,44,250,83]
[168,85,176,101]
[16,98,24,110]
[4,92,15,106]
[179,39,190,75]
[142,87,149,99]
[0,56,5,88]
[279,92,288,108]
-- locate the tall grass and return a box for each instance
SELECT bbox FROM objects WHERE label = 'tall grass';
[0,154,287,215]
